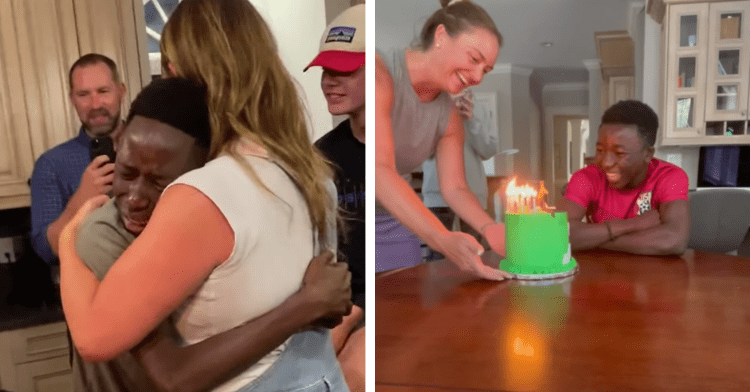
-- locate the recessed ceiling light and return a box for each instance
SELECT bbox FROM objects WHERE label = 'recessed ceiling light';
[541,42,553,47]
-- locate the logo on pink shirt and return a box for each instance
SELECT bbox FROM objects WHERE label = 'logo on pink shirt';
[636,191,652,215]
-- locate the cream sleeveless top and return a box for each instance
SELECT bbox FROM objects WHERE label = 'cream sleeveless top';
[166,150,335,391]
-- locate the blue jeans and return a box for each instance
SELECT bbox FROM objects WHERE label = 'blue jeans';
[237,329,348,392]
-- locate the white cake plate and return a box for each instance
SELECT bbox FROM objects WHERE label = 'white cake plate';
[502,264,579,280]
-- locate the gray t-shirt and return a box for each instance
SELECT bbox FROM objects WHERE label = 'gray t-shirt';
[377,48,453,175]
[72,198,158,392]
[76,198,134,280]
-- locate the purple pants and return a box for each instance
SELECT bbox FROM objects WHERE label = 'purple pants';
[375,210,422,272]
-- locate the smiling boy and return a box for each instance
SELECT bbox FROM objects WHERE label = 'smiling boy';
[559,100,690,255]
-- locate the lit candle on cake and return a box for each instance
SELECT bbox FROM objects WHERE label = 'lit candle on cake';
[505,178,538,215]
[494,189,502,222]
[517,194,521,214]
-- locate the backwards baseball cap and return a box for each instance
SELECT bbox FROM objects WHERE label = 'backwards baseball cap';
[304,4,365,72]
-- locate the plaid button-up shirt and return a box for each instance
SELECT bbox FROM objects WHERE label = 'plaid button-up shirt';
[30,128,92,264]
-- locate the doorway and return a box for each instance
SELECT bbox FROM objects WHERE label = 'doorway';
[551,115,589,204]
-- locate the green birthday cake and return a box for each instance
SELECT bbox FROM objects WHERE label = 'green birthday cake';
[499,212,578,279]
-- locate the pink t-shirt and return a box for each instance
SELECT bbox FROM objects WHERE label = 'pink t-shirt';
[564,159,689,223]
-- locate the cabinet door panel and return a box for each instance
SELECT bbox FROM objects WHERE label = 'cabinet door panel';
[11,0,81,159]
[609,76,634,104]
[0,0,33,209]
[679,13,700,48]
[9,322,69,364]
[72,0,149,112]
[665,3,708,139]
[705,1,750,121]
[0,322,71,392]
[678,56,697,88]
[0,0,78,209]
[15,356,72,392]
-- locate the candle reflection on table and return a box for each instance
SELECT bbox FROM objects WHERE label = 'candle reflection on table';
[497,275,573,390]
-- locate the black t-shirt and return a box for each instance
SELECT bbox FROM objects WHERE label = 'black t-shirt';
[315,119,365,309]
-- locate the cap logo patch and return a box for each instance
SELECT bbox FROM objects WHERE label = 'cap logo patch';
[326,26,356,43]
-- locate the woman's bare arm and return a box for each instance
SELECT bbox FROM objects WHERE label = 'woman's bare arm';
[60,186,233,361]
[436,107,495,235]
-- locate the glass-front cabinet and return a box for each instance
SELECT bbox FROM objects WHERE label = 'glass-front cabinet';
[706,2,750,123]
[665,5,708,140]
[663,1,750,145]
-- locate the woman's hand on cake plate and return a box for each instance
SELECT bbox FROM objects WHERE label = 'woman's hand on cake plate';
[438,231,511,281]
[483,223,506,256]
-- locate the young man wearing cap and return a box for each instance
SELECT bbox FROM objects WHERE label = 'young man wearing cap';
[306,4,365,391]
[71,78,353,392]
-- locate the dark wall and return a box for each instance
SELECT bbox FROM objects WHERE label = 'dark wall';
[0,207,30,238]
[0,207,58,308]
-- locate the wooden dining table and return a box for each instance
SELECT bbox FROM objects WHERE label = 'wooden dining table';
[376,249,750,391]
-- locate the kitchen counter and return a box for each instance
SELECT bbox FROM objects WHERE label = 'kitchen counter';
[0,301,65,332]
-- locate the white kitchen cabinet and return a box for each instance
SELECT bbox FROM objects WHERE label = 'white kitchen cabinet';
[0,0,149,210]
[0,321,72,392]
[662,0,750,145]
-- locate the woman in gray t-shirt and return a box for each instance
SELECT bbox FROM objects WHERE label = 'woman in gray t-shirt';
[375,0,511,280]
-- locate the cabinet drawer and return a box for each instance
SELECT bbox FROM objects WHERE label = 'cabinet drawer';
[15,355,72,392]
[8,322,69,364]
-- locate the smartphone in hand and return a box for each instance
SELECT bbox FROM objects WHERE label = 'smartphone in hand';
[90,136,116,163]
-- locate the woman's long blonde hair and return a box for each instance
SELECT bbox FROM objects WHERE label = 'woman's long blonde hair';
[161,0,335,247]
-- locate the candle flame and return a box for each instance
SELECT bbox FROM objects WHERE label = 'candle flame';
[503,177,553,214]
[505,177,538,198]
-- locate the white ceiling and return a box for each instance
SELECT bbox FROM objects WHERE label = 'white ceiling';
[376,0,640,82]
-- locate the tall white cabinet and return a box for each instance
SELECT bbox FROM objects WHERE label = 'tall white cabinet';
[662,0,750,145]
